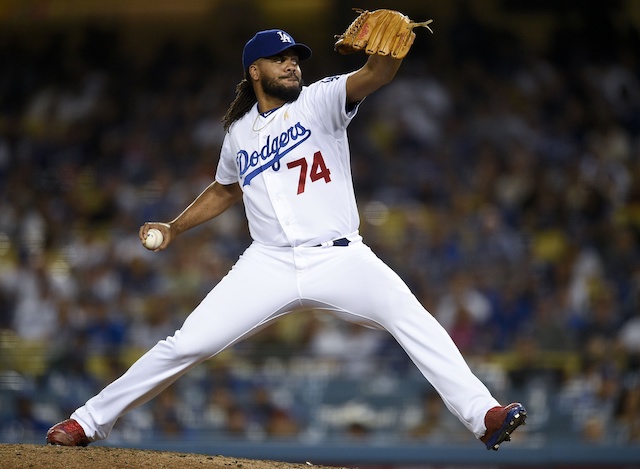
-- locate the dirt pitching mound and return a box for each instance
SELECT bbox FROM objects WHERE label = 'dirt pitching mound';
[1,444,346,469]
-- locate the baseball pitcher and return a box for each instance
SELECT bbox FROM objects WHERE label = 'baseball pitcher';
[47,10,526,451]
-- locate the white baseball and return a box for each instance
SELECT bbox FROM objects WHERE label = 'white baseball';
[144,228,163,250]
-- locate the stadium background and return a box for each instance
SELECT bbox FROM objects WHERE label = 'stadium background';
[1,0,640,467]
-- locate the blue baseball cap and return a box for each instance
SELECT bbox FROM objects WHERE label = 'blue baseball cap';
[242,29,312,71]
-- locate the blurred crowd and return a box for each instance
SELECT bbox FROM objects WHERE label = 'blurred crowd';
[1,3,640,448]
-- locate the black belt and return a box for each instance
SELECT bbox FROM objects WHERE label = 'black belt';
[314,237,350,247]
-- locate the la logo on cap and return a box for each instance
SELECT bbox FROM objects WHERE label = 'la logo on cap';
[277,31,293,44]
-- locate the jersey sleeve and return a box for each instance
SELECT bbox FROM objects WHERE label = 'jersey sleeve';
[215,133,239,185]
[302,73,362,137]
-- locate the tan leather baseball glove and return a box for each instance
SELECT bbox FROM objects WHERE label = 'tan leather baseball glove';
[334,9,433,59]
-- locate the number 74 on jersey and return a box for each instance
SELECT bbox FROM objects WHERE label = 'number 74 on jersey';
[287,151,331,195]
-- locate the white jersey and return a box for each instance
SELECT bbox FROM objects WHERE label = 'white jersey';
[215,73,362,247]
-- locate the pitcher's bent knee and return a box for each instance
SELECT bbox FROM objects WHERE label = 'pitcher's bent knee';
[164,330,221,364]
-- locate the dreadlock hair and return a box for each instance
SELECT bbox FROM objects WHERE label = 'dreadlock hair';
[222,78,257,132]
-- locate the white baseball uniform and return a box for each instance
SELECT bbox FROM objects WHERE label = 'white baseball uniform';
[71,73,499,442]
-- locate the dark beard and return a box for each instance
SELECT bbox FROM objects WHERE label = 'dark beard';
[262,75,302,102]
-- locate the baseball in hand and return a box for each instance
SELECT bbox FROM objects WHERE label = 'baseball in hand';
[144,228,163,250]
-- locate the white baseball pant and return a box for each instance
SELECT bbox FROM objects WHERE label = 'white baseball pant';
[72,239,498,441]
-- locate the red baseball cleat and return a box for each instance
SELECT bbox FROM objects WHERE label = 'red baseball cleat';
[480,402,527,451]
[46,419,91,447]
